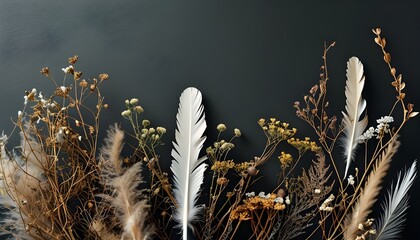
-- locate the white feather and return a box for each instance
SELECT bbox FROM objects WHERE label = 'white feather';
[171,87,207,240]
[374,161,417,240]
[341,56,368,178]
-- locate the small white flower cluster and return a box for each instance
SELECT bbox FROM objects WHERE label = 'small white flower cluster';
[358,116,394,143]
[258,192,270,198]
[314,188,321,194]
[347,175,355,185]
[39,92,56,110]
[357,127,375,143]
[319,194,335,212]
[376,116,393,134]
[245,192,255,198]
[246,191,291,205]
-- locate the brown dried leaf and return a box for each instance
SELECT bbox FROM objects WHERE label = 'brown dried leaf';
[390,68,396,76]
[409,112,419,118]
[384,53,391,63]
[397,74,403,83]
[400,82,406,90]
[407,103,414,112]
[381,38,387,47]
[391,81,398,87]
[375,37,381,45]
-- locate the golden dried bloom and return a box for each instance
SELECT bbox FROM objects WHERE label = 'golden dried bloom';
[99,73,109,81]
[40,67,49,76]
[90,84,96,91]
[234,162,251,173]
[279,151,293,168]
[258,118,266,127]
[288,137,320,155]
[74,71,82,80]
[217,123,227,132]
[69,55,78,65]
[211,160,235,174]
[274,203,286,210]
[89,126,95,134]
[79,80,88,88]
[216,177,228,185]
[103,103,109,109]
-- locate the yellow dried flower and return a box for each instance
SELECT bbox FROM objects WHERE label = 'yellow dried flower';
[79,80,88,88]
[74,71,82,80]
[99,73,109,81]
[287,137,321,155]
[211,160,235,175]
[234,162,251,173]
[68,55,78,65]
[278,151,293,168]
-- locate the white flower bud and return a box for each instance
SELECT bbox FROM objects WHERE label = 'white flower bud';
[217,123,227,132]
[130,98,139,105]
[121,110,131,118]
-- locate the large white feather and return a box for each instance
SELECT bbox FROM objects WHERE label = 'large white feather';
[171,87,207,240]
[374,161,417,240]
[341,56,368,178]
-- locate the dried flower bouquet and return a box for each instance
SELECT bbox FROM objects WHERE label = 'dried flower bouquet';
[0,28,417,240]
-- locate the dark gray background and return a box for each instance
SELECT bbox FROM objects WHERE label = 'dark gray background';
[1,0,419,239]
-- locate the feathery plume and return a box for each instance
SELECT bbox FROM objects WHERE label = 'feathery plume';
[342,138,400,239]
[374,161,417,240]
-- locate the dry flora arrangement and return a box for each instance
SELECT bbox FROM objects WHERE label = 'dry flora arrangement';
[0,28,417,240]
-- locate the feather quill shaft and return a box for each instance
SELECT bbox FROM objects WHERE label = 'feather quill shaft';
[171,87,207,240]
[374,161,417,240]
[341,56,368,178]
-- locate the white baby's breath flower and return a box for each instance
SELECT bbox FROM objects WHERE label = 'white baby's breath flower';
[285,196,291,205]
[314,189,321,194]
[358,127,376,143]
[78,136,82,141]
[358,223,364,230]
[258,192,266,198]
[245,192,255,198]
[274,197,284,203]
[18,111,23,118]
[348,175,355,185]
[62,65,74,74]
